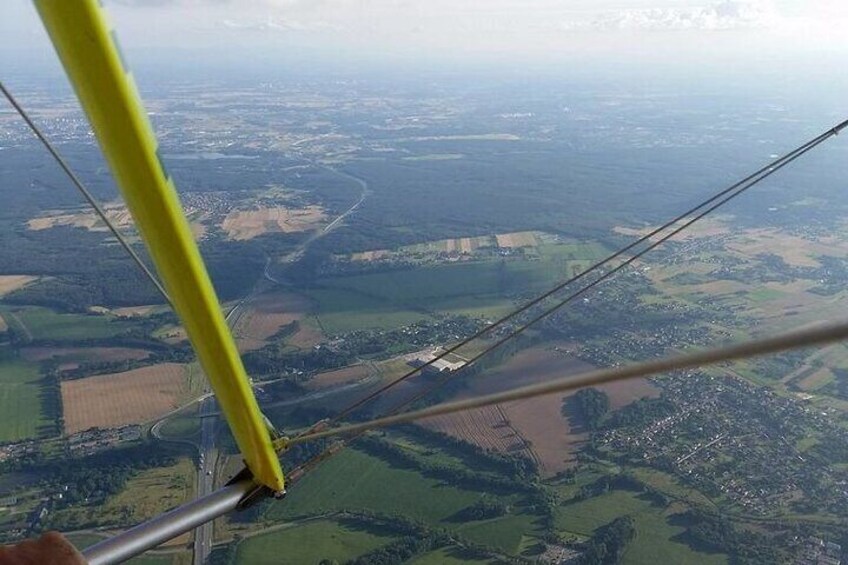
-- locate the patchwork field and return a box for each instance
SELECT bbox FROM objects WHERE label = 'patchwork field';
[424,345,658,476]
[347,231,548,264]
[27,204,134,232]
[61,363,187,433]
[221,206,326,240]
[0,358,51,442]
[495,231,538,248]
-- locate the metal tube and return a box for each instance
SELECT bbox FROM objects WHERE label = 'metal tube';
[83,478,256,565]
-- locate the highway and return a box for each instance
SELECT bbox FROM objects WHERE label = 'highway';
[190,169,369,564]
[192,396,217,564]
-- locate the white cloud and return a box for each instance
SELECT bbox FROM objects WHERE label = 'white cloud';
[562,1,781,32]
[218,17,339,32]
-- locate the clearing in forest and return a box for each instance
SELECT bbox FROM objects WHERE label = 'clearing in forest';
[0,275,39,297]
[221,206,326,240]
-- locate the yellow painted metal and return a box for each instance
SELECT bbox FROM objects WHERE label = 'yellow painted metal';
[34,0,284,492]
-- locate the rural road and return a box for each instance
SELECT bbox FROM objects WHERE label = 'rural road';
[321,168,369,234]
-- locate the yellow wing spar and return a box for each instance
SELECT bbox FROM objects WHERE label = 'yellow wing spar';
[34,0,284,492]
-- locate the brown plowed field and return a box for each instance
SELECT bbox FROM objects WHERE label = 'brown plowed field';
[233,292,313,351]
[423,405,533,458]
[305,364,370,390]
[61,363,186,433]
[495,231,537,248]
[0,275,38,297]
[424,344,659,477]
[288,323,324,349]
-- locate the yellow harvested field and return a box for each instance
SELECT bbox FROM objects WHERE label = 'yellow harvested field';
[61,363,187,433]
[306,364,370,390]
[112,305,158,317]
[0,275,38,297]
[28,205,134,233]
[613,215,731,242]
[726,228,847,268]
[351,250,389,262]
[221,206,326,240]
[496,231,537,248]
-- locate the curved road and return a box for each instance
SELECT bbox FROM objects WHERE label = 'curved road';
[180,166,369,565]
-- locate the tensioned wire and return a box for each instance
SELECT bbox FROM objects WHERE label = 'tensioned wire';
[0,81,171,306]
[277,118,847,467]
[322,119,847,426]
[8,71,845,489]
[287,319,848,446]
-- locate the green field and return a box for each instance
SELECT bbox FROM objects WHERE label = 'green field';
[747,288,786,302]
[305,288,432,334]
[51,458,196,529]
[410,545,498,564]
[314,239,609,331]
[236,519,397,564]
[264,446,547,558]
[556,489,728,564]
[0,357,51,442]
[266,448,481,524]
[0,306,134,342]
[457,512,541,555]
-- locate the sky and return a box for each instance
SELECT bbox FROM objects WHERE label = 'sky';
[3,0,847,71]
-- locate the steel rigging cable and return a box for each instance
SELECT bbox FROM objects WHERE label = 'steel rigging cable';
[324,120,846,426]
[0,81,171,306]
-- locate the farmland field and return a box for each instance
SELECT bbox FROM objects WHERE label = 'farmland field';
[0,306,134,342]
[555,489,728,565]
[422,405,533,459]
[263,444,546,557]
[427,344,657,475]
[20,346,152,365]
[0,275,38,297]
[221,205,326,240]
[27,205,134,233]
[61,363,188,433]
[266,448,482,524]
[232,291,311,351]
[305,288,432,334]
[410,546,497,564]
[0,357,51,442]
[305,364,371,390]
[236,519,398,564]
